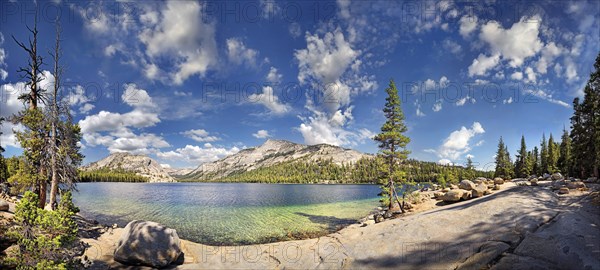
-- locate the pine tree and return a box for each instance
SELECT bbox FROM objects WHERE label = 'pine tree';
[558,128,572,176]
[540,134,548,175]
[374,80,411,213]
[515,135,530,178]
[570,52,600,178]
[494,137,512,179]
[531,146,540,175]
[464,157,475,180]
[548,134,559,174]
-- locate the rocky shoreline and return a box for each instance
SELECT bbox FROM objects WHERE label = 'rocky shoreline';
[74,175,600,269]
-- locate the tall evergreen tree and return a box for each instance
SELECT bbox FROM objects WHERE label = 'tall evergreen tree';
[570,52,600,178]
[558,128,572,176]
[515,135,531,178]
[494,137,512,179]
[465,156,475,180]
[374,80,411,213]
[548,134,559,174]
[532,146,540,175]
[540,134,549,174]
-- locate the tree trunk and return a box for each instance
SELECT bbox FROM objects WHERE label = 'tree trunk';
[48,121,58,210]
[38,167,46,208]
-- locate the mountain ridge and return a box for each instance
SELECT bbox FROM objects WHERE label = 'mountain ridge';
[181,139,371,181]
[81,152,175,183]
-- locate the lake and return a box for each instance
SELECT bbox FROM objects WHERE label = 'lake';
[73,182,380,245]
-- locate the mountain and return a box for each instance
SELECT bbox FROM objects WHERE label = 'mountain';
[81,152,175,183]
[181,139,370,181]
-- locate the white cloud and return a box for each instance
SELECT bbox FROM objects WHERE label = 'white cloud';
[181,129,221,142]
[442,39,462,55]
[253,129,271,139]
[459,15,478,38]
[297,108,356,146]
[436,122,486,161]
[535,42,562,74]
[468,53,500,77]
[510,71,523,80]
[479,15,543,68]
[266,66,283,83]
[174,91,192,97]
[503,97,513,104]
[289,22,302,38]
[524,67,537,83]
[248,86,291,115]
[456,96,475,106]
[157,144,240,165]
[226,38,258,67]
[138,1,218,84]
[79,84,166,153]
[432,100,443,112]
[564,58,579,82]
[438,159,453,166]
[415,102,426,117]
[525,89,570,108]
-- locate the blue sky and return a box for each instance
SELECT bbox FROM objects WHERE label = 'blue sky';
[0,0,598,170]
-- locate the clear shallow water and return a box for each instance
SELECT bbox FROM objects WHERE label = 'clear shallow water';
[73,183,380,245]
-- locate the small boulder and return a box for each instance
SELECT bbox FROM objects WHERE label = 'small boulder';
[0,200,8,211]
[114,220,182,268]
[450,184,459,190]
[433,192,445,199]
[494,178,504,185]
[474,177,487,184]
[584,177,598,183]
[530,178,538,186]
[543,173,551,180]
[442,190,464,202]
[442,188,451,193]
[374,214,384,223]
[551,172,563,181]
[471,184,488,198]
[484,189,492,195]
[493,184,501,190]
[566,181,585,189]
[459,180,477,191]
[558,187,570,194]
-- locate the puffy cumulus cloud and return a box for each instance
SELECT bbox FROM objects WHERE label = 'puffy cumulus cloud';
[294,26,376,147]
[226,38,258,67]
[75,1,218,85]
[295,28,358,86]
[297,108,355,146]
[252,129,271,139]
[266,67,282,83]
[411,76,450,93]
[181,129,221,142]
[525,89,570,108]
[432,122,485,161]
[510,71,523,80]
[478,15,543,68]
[535,42,563,74]
[248,86,291,115]
[433,100,443,112]
[455,95,475,106]
[468,53,500,77]
[139,1,218,84]
[248,68,290,115]
[438,159,453,166]
[157,144,240,165]
[79,84,167,154]
[459,15,478,38]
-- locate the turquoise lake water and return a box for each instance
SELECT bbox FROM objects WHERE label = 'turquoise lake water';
[73,183,380,245]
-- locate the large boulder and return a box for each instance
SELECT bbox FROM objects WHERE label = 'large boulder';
[459,180,477,191]
[566,181,585,189]
[551,172,564,181]
[474,177,487,184]
[0,200,8,211]
[442,190,464,202]
[114,220,182,268]
[471,184,488,198]
[494,178,504,185]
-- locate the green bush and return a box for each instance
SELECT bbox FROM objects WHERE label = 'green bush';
[3,191,79,269]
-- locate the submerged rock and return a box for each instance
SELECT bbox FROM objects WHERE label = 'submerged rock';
[114,220,182,268]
